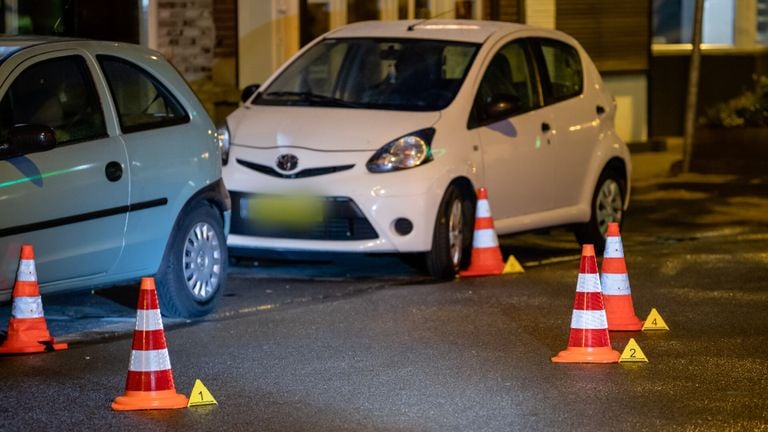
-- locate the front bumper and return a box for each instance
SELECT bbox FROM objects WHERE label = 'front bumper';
[226,188,437,254]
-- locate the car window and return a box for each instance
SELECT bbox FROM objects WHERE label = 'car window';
[97,55,189,134]
[254,38,479,111]
[0,55,107,147]
[536,38,583,104]
[470,40,538,128]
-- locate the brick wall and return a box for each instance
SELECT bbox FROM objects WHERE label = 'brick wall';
[157,0,216,82]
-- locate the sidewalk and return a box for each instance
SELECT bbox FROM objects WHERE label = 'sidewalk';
[629,138,683,183]
[626,137,768,240]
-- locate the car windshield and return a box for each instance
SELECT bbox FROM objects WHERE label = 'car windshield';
[253,38,479,111]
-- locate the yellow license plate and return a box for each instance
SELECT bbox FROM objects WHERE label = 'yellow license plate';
[247,195,324,226]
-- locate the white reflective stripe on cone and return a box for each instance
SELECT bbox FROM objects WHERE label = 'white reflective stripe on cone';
[472,228,498,248]
[135,309,165,331]
[570,309,609,330]
[575,273,601,293]
[603,237,624,258]
[476,199,491,218]
[11,296,44,319]
[600,272,631,295]
[129,349,172,372]
[16,259,37,282]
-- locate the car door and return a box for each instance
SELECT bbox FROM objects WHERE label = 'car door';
[0,51,129,291]
[471,38,554,224]
[94,54,196,273]
[531,38,601,209]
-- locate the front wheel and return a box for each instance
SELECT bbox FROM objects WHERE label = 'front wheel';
[156,202,227,318]
[425,185,474,279]
[575,169,625,253]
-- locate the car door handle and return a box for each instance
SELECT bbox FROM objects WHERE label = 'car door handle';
[541,122,551,133]
[105,161,123,182]
[596,105,606,116]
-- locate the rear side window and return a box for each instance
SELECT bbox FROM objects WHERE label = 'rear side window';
[536,39,583,104]
[98,55,189,134]
[0,55,106,146]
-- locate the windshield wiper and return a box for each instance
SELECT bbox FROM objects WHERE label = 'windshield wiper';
[263,91,361,108]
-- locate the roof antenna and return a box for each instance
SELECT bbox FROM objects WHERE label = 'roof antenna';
[407,9,455,31]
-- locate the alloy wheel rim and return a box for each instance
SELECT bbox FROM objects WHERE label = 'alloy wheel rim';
[596,179,623,235]
[183,222,222,301]
[448,199,463,267]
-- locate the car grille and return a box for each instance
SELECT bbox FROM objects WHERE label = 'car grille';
[230,191,379,241]
[236,158,355,179]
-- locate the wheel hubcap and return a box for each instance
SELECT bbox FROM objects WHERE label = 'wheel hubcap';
[183,222,222,301]
[448,199,463,267]
[595,179,623,235]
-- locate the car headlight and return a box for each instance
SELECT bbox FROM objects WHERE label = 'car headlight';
[217,122,231,165]
[366,128,435,173]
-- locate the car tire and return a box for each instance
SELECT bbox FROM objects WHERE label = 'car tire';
[575,168,625,253]
[425,184,474,279]
[156,202,227,318]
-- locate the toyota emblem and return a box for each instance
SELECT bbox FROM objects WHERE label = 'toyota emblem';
[276,153,299,171]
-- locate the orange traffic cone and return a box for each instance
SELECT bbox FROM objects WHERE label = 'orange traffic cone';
[112,277,188,411]
[0,245,67,354]
[459,188,505,277]
[552,244,620,363]
[601,223,643,331]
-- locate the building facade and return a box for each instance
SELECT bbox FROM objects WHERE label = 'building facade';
[2,0,766,144]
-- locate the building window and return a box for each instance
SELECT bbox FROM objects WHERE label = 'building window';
[300,0,330,47]
[0,0,138,43]
[652,0,741,46]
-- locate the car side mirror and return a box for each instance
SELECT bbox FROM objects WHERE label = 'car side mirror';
[0,124,57,160]
[240,84,260,103]
[485,94,522,120]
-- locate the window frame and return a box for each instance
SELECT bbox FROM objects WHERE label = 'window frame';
[96,54,190,135]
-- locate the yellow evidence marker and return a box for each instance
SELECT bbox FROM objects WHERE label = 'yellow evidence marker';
[502,256,525,274]
[619,338,649,363]
[188,379,218,407]
[642,308,670,331]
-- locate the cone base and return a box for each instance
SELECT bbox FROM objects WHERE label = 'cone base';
[112,390,189,411]
[551,346,620,363]
[459,265,505,278]
[0,340,68,354]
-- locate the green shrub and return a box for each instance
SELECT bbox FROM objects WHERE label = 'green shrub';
[700,76,768,128]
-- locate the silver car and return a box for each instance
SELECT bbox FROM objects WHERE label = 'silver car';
[0,37,230,318]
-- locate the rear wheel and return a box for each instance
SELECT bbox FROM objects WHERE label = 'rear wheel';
[425,184,474,279]
[156,202,227,318]
[575,169,625,253]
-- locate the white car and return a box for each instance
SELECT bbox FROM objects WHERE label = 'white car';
[221,20,631,278]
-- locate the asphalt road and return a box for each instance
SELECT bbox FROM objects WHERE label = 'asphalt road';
[0,167,767,430]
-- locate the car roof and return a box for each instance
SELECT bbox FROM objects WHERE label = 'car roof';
[324,19,531,44]
[0,35,87,63]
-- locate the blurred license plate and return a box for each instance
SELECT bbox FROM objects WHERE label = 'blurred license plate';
[246,196,323,225]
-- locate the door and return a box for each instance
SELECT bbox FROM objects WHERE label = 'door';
[532,38,601,209]
[472,39,554,221]
[0,52,129,289]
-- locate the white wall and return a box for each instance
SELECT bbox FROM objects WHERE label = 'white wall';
[238,1,277,88]
[603,74,648,144]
